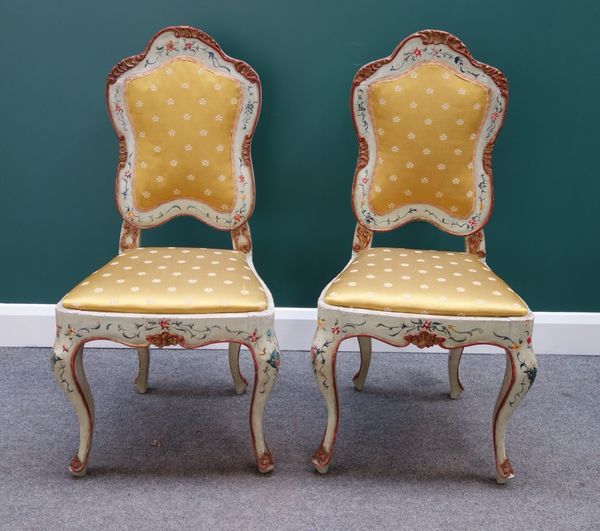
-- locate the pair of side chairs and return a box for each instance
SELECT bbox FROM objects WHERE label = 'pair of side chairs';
[51,26,537,484]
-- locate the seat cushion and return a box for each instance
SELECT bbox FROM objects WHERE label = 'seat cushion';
[61,248,268,314]
[323,248,528,317]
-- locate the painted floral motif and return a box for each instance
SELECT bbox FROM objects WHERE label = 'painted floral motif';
[51,302,280,475]
[265,349,281,370]
[311,309,536,409]
[52,313,279,385]
[52,27,276,478]
[310,299,537,480]
[492,331,537,406]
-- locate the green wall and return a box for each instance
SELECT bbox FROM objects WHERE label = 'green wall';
[1,0,598,311]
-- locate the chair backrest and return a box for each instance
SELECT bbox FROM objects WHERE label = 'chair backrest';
[350,30,507,238]
[107,26,260,242]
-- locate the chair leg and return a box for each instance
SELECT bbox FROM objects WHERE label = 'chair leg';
[134,347,150,394]
[248,332,280,473]
[493,345,537,484]
[352,336,372,391]
[311,331,340,473]
[448,347,464,399]
[50,342,95,477]
[228,342,248,395]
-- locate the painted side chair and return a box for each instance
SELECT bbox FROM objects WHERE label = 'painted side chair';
[51,26,280,476]
[310,30,537,483]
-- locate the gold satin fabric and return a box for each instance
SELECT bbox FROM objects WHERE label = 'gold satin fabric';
[368,63,489,218]
[125,58,242,213]
[62,248,268,314]
[324,248,528,317]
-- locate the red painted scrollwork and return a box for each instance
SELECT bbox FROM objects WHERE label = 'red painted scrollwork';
[466,230,486,258]
[352,223,373,253]
[241,135,252,168]
[356,137,369,170]
[404,331,446,349]
[146,331,185,348]
[119,221,140,252]
[231,222,252,253]
[417,29,508,99]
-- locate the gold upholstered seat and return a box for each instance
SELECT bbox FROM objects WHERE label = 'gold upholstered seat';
[323,248,528,317]
[62,247,268,314]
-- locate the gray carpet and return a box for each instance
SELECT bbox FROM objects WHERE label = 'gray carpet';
[0,347,598,530]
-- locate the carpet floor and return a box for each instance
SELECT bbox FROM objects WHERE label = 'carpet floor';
[0,347,598,530]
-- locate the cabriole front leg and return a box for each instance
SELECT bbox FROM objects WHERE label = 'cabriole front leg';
[248,330,280,473]
[50,341,95,477]
[493,345,537,484]
[311,327,340,473]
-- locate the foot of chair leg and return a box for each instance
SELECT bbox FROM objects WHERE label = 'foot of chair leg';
[68,454,88,477]
[312,445,332,474]
[496,458,514,484]
[257,450,275,474]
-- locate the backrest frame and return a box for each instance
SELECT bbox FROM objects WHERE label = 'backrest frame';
[350,30,508,239]
[107,26,261,247]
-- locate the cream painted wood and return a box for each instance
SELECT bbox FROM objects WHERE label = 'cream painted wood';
[50,344,94,477]
[52,300,280,475]
[310,30,536,484]
[228,342,248,395]
[51,26,280,477]
[107,29,260,231]
[353,336,372,391]
[350,34,505,235]
[134,347,149,394]
[448,347,465,399]
[310,303,536,483]
[134,342,247,395]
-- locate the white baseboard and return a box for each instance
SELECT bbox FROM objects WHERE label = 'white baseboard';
[0,304,598,355]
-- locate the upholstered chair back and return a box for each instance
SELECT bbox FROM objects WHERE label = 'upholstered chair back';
[107,27,260,232]
[351,30,507,236]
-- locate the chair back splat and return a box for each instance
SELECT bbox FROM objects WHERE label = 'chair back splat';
[350,30,507,258]
[106,26,261,252]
